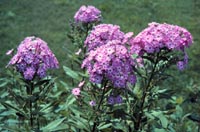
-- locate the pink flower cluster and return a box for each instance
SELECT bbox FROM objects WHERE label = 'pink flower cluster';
[85,24,133,51]
[8,36,59,80]
[130,22,193,55]
[130,22,193,70]
[74,5,101,23]
[82,40,136,88]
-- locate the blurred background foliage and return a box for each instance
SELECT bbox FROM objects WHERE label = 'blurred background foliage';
[1,0,200,83]
[0,0,200,131]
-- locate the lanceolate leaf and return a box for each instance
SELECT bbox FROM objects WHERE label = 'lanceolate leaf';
[41,117,66,131]
[69,115,89,130]
[0,101,26,118]
[97,123,112,130]
[63,66,80,81]
[2,125,24,132]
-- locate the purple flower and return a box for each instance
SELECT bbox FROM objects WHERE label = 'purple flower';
[177,61,185,71]
[24,53,34,64]
[128,75,137,85]
[37,65,47,78]
[72,88,81,96]
[89,73,103,84]
[115,95,123,104]
[23,67,35,80]
[89,100,96,106]
[107,96,115,105]
[74,5,101,23]
[16,62,27,72]
[8,36,59,80]
[107,95,123,105]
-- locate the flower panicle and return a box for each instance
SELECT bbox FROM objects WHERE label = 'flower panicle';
[8,36,59,80]
[74,5,101,24]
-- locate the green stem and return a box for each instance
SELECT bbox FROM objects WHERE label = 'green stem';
[71,62,75,86]
[29,82,34,129]
[92,82,107,132]
[36,99,40,130]
[135,53,159,131]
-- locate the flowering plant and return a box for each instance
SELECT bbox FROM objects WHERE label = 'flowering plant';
[64,6,194,132]
[1,36,60,131]
[0,4,196,132]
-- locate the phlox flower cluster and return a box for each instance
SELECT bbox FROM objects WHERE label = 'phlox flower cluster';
[130,22,193,70]
[8,36,59,80]
[130,22,192,54]
[74,5,101,23]
[82,40,136,88]
[85,24,133,51]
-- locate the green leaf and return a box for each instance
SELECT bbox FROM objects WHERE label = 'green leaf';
[41,117,66,131]
[60,80,71,91]
[70,115,89,130]
[0,81,8,87]
[0,78,10,87]
[69,106,84,117]
[112,122,128,132]
[40,102,54,113]
[34,79,50,87]
[78,72,88,78]
[159,114,168,128]
[66,95,76,108]
[63,66,80,81]
[97,123,112,130]
[49,124,69,131]
[151,111,168,128]
[145,112,155,120]
[1,125,23,132]
[58,94,76,112]
[0,101,26,117]
[154,128,167,132]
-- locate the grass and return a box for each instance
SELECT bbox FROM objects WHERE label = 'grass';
[0,0,200,83]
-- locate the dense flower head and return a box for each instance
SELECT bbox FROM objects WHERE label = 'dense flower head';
[130,22,193,71]
[82,40,136,88]
[130,22,193,55]
[74,5,101,23]
[8,36,59,80]
[85,24,133,51]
